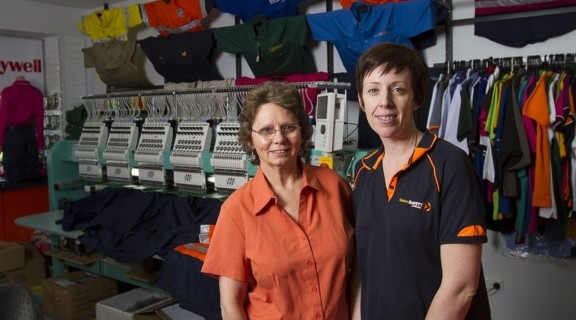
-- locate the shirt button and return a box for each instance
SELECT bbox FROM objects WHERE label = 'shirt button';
[312,287,318,292]
[301,236,306,240]
[316,313,322,318]
[307,260,313,267]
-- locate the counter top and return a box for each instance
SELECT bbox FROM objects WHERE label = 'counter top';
[15,210,81,239]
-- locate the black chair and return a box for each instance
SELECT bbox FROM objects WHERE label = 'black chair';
[0,283,44,320]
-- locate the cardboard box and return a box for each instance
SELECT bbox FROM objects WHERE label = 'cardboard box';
[0,241,25,272]
[0,243,45,288]
[96,288,174,320]
[42,270,118,320]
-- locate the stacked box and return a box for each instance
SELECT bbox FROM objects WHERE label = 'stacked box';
[0,242,45,288]
[0,241,25,272]
[42,270,118,320]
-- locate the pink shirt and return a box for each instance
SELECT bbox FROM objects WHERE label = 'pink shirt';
[0,80,45,149]
[202,162,354,320]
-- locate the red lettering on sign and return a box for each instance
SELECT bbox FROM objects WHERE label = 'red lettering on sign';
[0,59,42,75]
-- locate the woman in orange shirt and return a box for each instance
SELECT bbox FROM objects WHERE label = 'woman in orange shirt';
[201,81,356,319]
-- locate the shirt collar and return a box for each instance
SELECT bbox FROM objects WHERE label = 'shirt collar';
[251,160,321,216]
[360,130,437,171]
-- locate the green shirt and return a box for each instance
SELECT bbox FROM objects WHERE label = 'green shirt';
[213,15,316,77]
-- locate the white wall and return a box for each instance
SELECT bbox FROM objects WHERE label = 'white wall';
[2,1,576,319]
[0,0,85,37]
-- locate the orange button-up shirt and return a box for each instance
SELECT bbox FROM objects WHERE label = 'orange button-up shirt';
[202,162,355,320]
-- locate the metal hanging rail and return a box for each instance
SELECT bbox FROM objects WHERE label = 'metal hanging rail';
[81,82,351,100]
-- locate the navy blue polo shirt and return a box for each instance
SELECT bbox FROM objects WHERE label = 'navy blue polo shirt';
[139,29,223,83]
[353,130,489,319]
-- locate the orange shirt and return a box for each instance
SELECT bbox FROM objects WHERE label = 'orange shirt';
[201,162,354,320]
[523,71,552,207]
[140,0,210,35]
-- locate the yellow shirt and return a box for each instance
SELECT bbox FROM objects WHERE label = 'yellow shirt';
[78,4,142,41]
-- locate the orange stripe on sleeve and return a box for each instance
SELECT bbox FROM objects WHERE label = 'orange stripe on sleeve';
[457,225,486,237]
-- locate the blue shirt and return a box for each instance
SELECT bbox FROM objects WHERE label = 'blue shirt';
[306,0,446,74]
[214,0,308,23]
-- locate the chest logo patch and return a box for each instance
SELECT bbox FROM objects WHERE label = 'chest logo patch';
[399,198,431,212]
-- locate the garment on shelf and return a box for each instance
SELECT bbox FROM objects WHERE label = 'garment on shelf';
[59,187,222,262]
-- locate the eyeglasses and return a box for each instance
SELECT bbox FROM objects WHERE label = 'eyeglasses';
[251,124,301,139]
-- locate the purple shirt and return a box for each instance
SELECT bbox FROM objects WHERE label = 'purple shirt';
[0,80,45,149]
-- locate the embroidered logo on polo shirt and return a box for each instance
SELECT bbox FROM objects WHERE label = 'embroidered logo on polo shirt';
[398,198,431,212]
[268,44,284,53]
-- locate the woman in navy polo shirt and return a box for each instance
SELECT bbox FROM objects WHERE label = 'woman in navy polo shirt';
[352,42,491,319]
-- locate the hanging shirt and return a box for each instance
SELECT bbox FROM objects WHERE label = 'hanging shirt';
[78,4,143,41]
[0,79,45,149]
[140,0,213,36]
[474,0,576,47]
[339,0,404,9]
[213,0,308,23]
[83,39,152,89]
[235,72,329,116]
[523,71,553,208]
[213,15,316,77]
[306,0,447,74]
[139,29,223,83]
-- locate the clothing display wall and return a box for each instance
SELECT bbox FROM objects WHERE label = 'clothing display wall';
[428,55,576,258]
[78,0,447,89]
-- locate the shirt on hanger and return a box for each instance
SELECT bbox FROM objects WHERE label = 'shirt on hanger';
[213,15,316,78]
[139,29,223,83]
[306,0,447,75]
[213,0,308,23]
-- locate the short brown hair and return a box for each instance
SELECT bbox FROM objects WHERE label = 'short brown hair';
[238,81,313,165]
[355,42,429,107]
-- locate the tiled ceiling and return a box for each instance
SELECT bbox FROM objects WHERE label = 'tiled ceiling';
[25,0,128,10]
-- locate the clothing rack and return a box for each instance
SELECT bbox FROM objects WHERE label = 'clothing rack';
[81,81,351,122]
[81,81,351,100]
[437,52,576,74]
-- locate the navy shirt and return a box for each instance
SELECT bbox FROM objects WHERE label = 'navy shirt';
[139,29,223,83]
[353,131,490,319]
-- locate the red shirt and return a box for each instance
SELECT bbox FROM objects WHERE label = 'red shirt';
[202,162,355,320]
[0,80,45,149]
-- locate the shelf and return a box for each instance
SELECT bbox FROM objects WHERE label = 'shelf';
[15,210,163,291]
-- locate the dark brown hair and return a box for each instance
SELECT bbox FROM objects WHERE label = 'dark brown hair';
[355,42,429,107]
